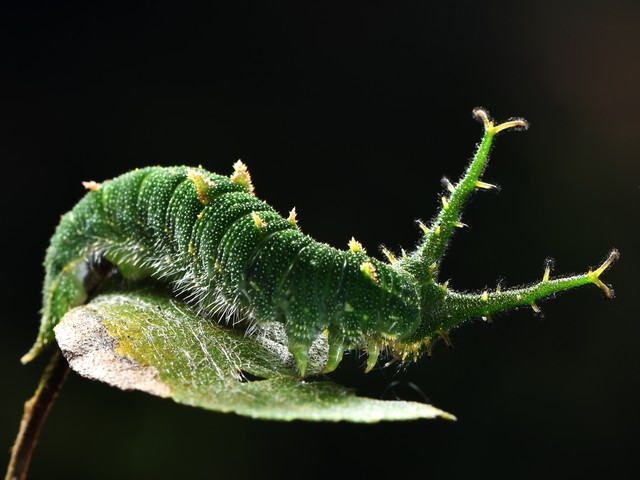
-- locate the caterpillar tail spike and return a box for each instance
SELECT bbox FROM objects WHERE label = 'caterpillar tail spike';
[24,108,617,379]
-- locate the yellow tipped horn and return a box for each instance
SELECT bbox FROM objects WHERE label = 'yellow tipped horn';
[588,249,620,298]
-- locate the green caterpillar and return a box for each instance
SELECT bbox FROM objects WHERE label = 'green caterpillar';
[22,109,618,376]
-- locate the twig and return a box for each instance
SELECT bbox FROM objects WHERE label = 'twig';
[5,349,69,480]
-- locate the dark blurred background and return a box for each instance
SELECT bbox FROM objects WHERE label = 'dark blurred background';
[1,1,638,479]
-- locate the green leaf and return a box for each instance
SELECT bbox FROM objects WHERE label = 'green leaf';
[53,286,454,422]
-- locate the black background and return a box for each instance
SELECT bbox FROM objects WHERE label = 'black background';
[2,2,638,479]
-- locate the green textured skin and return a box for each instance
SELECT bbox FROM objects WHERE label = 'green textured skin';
[23,110,617,376]
[26,166,420,374]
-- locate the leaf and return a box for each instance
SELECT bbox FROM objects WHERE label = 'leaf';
[53,286,455,422]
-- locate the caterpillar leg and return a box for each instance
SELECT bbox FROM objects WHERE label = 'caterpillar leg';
[286,333,315,378]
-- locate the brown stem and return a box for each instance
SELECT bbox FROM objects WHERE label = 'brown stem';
[5,349,70,480]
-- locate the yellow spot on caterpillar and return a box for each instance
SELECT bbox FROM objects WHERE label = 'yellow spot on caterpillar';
[482,290,489,302]
[441,196,449,210]
[230,160,254,194]
[418,221,430,235]
[475,180,496,190]
[543,265,551,283]
[473,108,493,131]
[215,261,223,273]
[187,169,216,204]
[435,224,441,235]
[389,339,422,363]
[344,303,354,312]
[82,180,101,191]
[360,261,378,284]
[454,221,467,229]
[381,331,397,341]
[441,280,449,292]
[429,261,438,273]
[197,210,205,220]
[592,249,619,278]
[381,247,397,265]
[492,118,529,134]
[442,177,455,193]
[287,207,298,227]
[530,302,540,313]
[348,237,365,253]
[251,211,265,229]
[587,249,619,299]
[473,107,528,135]
[401,248,408,260]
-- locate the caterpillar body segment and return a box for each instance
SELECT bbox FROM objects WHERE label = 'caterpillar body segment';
[23,110,618,377]
[23,166,421,375]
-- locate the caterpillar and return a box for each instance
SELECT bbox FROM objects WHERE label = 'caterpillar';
[22,108,618,376]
